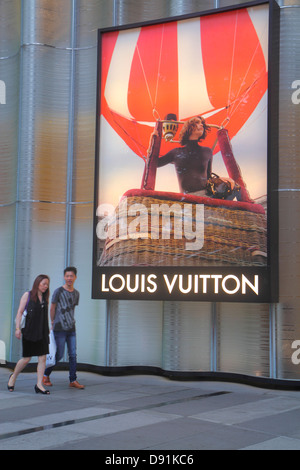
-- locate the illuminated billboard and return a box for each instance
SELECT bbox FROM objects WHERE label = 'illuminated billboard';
[92,0,279,302]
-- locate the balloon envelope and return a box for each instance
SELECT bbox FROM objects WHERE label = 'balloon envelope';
[100,6,268,159]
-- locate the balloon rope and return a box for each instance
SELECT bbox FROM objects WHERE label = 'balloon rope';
[154,25,164,111]
[136,26,164,121]
[136,45,154,111]
[227,11,265,120]
[227,11,238,117]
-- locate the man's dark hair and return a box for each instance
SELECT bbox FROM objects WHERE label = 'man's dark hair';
[64,266,77,276]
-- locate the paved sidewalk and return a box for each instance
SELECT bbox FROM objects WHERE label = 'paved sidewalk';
[1,367,300,450]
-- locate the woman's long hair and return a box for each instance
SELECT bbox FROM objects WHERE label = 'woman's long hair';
[30,275,50,303]
[179,116,210,145]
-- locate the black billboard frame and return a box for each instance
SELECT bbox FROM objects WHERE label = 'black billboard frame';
[92,0,280,303]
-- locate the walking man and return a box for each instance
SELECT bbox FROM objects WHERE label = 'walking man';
[43,267,84,389]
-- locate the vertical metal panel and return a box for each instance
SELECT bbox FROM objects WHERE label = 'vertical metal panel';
[0,57,19,206]
[168,0,216,16]
[11,2,72,360]
[269,304,277,378]
[217,303,270,377]
[115,0,216,24]
[63,1,112,367]
[70,203,107,366]
[72,48,98,203]
[162,302,211,371]
[13,44,71,324]
[116,0,169,24]
[19,46,70,203]
[65,0,77,267]
[276,3,300,379]
[22,0,72,48]
[219,0,251,7]
[0,1,21,57]
[76,0,115,46]
[11,201,67,361]
[108,300,163,367]
[0,206,17,360]
[0,0,21,361]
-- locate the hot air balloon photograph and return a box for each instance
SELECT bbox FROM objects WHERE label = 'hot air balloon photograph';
[93,1,279,302]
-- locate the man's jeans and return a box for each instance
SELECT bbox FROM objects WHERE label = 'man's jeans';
[45,331,77,383]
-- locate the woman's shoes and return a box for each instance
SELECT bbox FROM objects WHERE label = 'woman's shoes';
[7,377,50,394]
[7,374,14,392]
[34,385,50,395]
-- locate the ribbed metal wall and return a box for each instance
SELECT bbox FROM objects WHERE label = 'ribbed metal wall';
[276,1,300,380]
[0,0,299,383]
[0,0,20,363]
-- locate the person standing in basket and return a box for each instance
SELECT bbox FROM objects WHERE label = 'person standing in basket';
[8,274,51,395]
[43,267,84,389]
[157,116,213,195]
[157,116,240,199]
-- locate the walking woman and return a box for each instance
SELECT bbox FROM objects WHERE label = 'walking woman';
[8,275,51,395]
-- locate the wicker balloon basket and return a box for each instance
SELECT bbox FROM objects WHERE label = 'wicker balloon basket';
[97,190,267,267]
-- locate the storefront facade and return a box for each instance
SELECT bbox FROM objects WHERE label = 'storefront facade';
[0,0,299,387]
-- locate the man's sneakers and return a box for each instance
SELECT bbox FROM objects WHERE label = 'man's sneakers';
[69,380,85,389]
[42,376,85,389]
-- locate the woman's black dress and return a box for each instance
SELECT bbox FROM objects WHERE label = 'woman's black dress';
[22,294,49,357]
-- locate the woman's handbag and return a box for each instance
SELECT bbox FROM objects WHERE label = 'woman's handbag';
[46,330,57,367]
[16,292,30,330]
